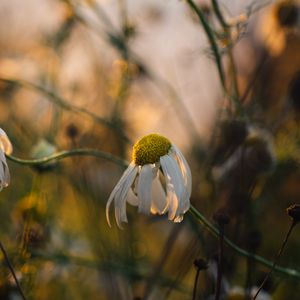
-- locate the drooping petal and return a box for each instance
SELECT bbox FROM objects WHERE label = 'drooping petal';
[160,154,186,214]
[167,191,179,221]
[137,164,154,215]
[114,166,138,228]
[0,128,13,155]
[126,188,139,206]
[160,155,183,220]
[173,215,184,223]
[150,173,167,214]
[106,162,136,227]
[0,150,9,190]
[171,145,192,212]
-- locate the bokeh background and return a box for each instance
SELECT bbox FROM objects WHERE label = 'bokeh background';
[1,0,300,299]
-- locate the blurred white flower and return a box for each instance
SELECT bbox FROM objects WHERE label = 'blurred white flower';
[0,128,13,190]
[106,133,192,228]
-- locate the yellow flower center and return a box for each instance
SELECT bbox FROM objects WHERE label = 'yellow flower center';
[132,134,172,165]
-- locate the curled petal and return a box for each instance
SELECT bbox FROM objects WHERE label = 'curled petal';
[0,151,9,190]
[0,128,13,155]
[161,154,186,216]
[106,162,137,227]
[171,145,191,212]
[114,165,138,228]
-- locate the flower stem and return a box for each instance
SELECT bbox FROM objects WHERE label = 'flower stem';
[189,206,300,279]
[215,225,225,300]
[185,0,225,88]
[192,268,201,300]
[0,241,27,300]
[6,148,128,168]
[252,220,296,300]
[211,0,228,29]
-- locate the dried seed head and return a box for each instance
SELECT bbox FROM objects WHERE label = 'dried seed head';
[194,258,208,270]
[213,209,231,226]
[287,204,300,222]
[243,128,275,174]
[212,119,248,165]
[276,1,298,28]
[65,123,79,140]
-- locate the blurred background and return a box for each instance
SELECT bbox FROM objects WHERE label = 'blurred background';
[1,0,300,299]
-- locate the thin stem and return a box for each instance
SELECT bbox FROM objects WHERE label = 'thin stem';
[0,241,27,300]
[245,255,254,300]
[189,206,300,278]
[252,220,296,300]
[215,225,225,300]
[6,148,128,168]
[192,268,201,300]
[210,0,242,115]
[211,0,228,29]
[185,0,225,88]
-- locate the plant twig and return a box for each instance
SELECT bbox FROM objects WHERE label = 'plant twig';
[0,241,27,300]
[6,148,128,168]
[186,0,225,88]
[252,220,296,299]
[189,205,300,279]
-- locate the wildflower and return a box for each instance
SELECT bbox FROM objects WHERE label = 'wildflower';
[106,133,192,228]
[0,128,13,190]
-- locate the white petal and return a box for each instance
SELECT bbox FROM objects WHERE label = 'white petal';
[161,154,187,214]
[0,128,13,154]
[114,166,138,228]
[0,151,9,189]
[173,215,184,223]
[106,162,136,227]
[164,186,179,220]
[137,164,154,215]
[150,174,167,214]
[172,144,192,202]
[126,188,139,206]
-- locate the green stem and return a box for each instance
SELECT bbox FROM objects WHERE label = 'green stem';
[211,0,228,29]
[185,0,225,88]
[6,149,127,168]
[189,205,300,278]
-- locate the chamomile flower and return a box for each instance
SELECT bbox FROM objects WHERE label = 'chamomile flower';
[0,128,13,190]
[106,133,192,228]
